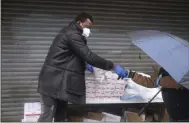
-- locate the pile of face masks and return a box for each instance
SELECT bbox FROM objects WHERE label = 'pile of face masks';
[85,67,127,102]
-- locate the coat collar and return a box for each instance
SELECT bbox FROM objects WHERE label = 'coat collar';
[69,21,83,33]
[69,21,87,44]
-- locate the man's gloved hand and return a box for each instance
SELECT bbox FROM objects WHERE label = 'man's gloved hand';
[113,64,128,79]
[87,64,93,73]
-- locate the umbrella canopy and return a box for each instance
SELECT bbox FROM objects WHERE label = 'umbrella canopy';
[127,30,189,89]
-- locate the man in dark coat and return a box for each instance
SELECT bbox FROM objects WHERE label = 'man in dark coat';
[37,12,128,122]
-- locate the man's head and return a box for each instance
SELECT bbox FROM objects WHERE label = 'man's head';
[75,12,93,29]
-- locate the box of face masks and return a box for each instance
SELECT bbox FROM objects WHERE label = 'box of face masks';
[86,67,127,102]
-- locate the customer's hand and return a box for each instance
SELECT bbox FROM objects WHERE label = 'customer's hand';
[87,64,93,73]
[113,64,128,79]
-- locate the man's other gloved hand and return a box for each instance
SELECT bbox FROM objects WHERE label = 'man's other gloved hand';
[113,64,128,79]
[87,64,93,73]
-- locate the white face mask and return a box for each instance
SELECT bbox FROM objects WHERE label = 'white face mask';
[82,28,91,38]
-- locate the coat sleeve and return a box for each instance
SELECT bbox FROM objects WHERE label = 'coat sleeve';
[130,71,182,89]
[130,72,157,88]
[67,33,114,70]
[159,76,182,89]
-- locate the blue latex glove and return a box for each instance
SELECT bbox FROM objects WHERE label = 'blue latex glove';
[87,64,93,72]
[113,64,128,79]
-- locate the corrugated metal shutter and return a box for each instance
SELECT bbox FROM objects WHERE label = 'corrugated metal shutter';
[1,0,189,121]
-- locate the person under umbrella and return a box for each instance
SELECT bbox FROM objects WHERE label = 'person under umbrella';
[125,66,189,122]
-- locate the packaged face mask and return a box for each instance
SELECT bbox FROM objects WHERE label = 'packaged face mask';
[82,28,91,37]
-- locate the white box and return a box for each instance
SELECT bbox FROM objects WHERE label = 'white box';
[83,118,103,122]
[103,112,121,122]
[23,102,41,122]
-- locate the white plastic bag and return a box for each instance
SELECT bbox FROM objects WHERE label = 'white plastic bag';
[120,73,163,102]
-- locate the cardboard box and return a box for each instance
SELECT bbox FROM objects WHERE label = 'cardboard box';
[68,116,84,122]
[85,112,105,121]
[69,112,104,122]
[69,112,121,122]
[124,111,144,122]
[103,112,121,122]
[163,109,169,122]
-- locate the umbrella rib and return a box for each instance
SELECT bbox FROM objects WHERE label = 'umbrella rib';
[166,33,189,47]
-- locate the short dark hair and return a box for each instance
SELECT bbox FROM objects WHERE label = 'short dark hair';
[75,12,94,23]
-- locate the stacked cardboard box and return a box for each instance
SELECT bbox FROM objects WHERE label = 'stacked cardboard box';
[69,112,121,122]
